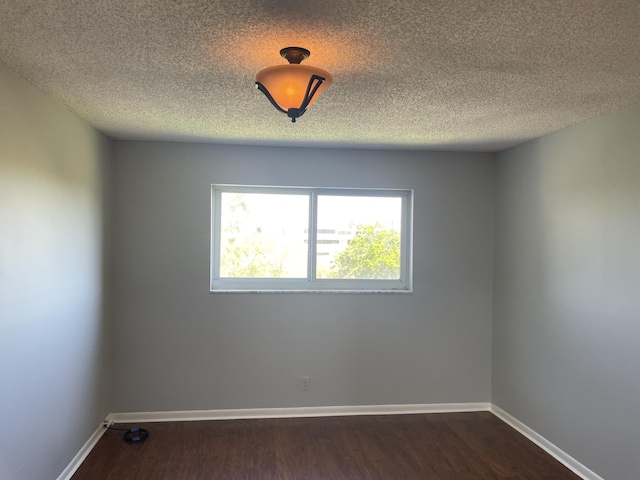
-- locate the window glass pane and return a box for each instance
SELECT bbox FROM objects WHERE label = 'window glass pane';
[219,192,309,278]
[316,195,402,279]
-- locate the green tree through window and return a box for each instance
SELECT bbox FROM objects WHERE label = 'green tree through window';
[328,223,401,279]
[220,193,289,278]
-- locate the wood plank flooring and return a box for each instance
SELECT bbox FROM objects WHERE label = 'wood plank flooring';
[72,412,581,479]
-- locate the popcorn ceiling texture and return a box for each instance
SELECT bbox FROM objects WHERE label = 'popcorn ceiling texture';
[1,0,639,150]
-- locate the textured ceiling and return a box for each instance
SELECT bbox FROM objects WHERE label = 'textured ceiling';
[1,0,640,151]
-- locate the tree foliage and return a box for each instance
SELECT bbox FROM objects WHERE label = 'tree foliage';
[219,194,287,278]
[220,194,401,280]
[329,223,401,279]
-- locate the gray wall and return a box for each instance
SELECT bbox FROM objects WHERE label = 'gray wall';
[493,104,640,480]
[0,63,112,480]
[111,141,495,412]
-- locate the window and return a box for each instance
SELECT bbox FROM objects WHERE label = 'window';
[211,185,413,292]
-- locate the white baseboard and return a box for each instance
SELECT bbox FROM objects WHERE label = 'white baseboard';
[490,405,604,480]
[56,423,108,480]
[107,402,491,424]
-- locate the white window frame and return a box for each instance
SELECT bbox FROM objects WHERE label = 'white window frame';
[210,185,413,293]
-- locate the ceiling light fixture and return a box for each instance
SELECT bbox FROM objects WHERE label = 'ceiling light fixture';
[255,47,332,123]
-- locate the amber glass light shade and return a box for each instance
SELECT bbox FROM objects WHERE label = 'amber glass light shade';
[255,47,332,122]
[256,64,333,111]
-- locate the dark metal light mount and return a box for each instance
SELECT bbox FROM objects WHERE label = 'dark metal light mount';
[279,46,310,64]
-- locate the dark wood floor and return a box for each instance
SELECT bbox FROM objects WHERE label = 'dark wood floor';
[72,412,581,479]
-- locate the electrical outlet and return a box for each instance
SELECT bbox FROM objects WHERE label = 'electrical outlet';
[301,376,310,391]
